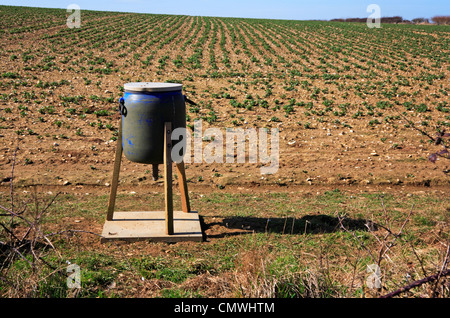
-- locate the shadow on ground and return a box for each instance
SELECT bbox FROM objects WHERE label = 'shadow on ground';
[202,214,374,239]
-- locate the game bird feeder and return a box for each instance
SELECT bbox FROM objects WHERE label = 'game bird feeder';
[101,82,202,242]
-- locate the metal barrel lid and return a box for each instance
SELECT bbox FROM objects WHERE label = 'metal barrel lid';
[124,82,182,93]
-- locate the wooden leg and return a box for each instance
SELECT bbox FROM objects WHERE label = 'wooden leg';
[176,162,190,213]
[106,119,123,221]
[164,122,174,235]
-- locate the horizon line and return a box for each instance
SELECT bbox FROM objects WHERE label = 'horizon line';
[1,4,447,23]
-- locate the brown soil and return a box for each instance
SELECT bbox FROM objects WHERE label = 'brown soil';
[0,9,449,252]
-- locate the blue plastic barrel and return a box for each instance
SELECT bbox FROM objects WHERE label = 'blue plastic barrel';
[119,82,186,164]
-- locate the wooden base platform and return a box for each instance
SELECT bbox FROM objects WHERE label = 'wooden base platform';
[101,210,203,243]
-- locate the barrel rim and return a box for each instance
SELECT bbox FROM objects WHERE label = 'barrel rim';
[124,82,182,93]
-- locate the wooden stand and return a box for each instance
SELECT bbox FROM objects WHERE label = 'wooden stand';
[101,121,202,243]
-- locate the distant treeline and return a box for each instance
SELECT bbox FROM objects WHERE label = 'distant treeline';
[430,16,450,25]
[330,16,450,25]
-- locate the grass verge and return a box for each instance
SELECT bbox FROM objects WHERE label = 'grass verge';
[0,186,448,298]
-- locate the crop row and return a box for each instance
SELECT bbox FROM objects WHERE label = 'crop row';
[0,6,448,143]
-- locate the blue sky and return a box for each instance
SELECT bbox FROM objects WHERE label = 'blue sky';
[1,0,448,20]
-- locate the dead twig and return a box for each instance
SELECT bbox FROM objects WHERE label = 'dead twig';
[337,212,377,265]
[380,269,450,298]
[337,199,441,297]
[431,244,450,297]
[393,105,449,162]
[373,202,429,277]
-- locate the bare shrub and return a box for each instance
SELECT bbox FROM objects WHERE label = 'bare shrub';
[0,143,66,297]
[338,199,449,298]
